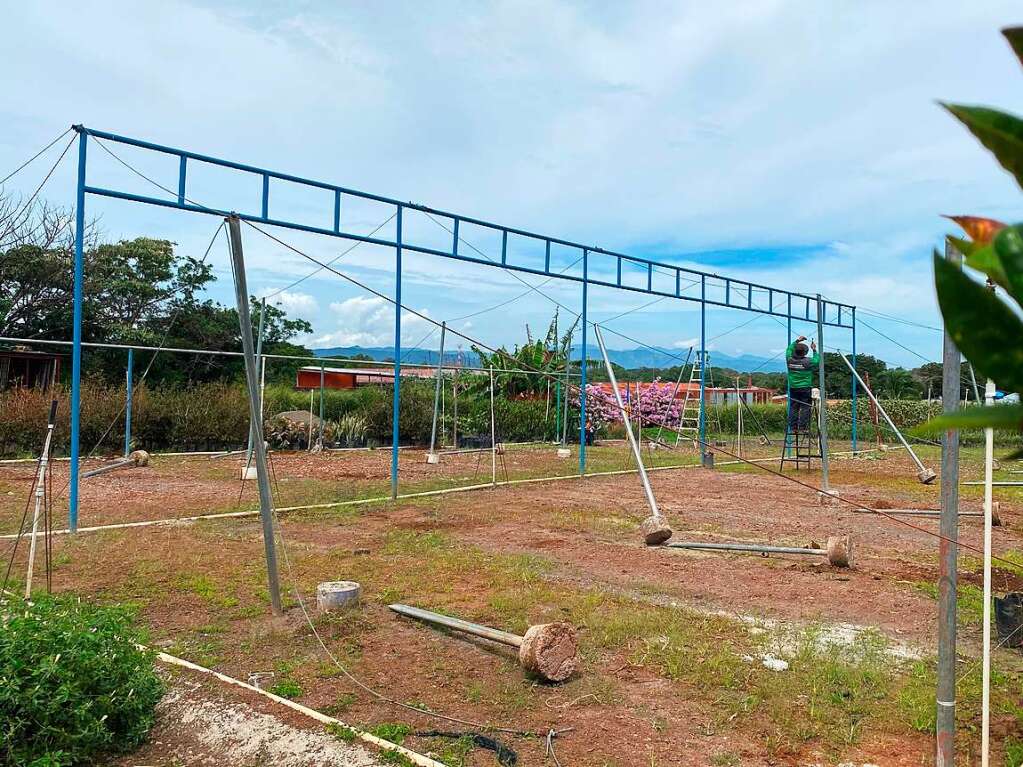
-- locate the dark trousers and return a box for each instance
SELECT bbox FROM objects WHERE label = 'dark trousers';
[788,387,813,432]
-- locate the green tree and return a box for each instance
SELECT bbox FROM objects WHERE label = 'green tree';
[0,196,314,386]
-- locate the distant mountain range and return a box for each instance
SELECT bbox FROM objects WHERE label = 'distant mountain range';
[312,345,786,373]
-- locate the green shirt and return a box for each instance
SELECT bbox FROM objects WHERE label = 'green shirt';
[786,341,819,389]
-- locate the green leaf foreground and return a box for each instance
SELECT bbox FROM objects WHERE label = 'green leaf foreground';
[1004,26,1023,68]
[933,253,1023,393]
[942,103,1023,189]
[912,403,1023,436]
[993,224,1023,304]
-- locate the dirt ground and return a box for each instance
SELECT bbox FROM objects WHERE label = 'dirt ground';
[4,442,1023,766]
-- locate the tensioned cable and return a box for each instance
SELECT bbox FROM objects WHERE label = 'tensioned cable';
[444,254,585,323]
[0,127,73,187]
[90,134,791,375]
[262,212,397,301]
[88,134,996,560]
[856,318,975,391]
[83,133,1001,750]
[423,209,702,344]
[856,307,943,333]
[598,364,1021,571]
[48,221,227,504]
[237,218,1006,570]
[0,134,77,244]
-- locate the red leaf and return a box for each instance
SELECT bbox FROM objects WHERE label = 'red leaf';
[943,215,1007,245]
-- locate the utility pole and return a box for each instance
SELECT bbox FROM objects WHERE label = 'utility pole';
[936,241,961,766]
[226,216,283,616]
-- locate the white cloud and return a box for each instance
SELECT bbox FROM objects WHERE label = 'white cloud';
[315,295,433,348]
[672,337,699,349]
[267,290,318,317]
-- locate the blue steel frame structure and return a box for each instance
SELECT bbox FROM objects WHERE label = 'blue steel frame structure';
[65,125,858,531]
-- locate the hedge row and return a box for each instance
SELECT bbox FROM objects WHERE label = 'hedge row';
[0,379,562,456]
[0,381,1014,457]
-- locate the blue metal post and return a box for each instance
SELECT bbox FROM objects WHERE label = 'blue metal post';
[69,128,87,533]
[391,205,403,499]
[579,249,588,475]
[698,276,707,463]
[851,307,858,452]
[124,347,134,457]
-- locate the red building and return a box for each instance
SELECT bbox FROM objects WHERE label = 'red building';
[295,365,436,390]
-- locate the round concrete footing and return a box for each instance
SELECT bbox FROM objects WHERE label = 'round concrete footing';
[556,448,571,459]
[518,622,578,682]
[316,581,362,611]
[241,466,258,480]
[917,468,937,485]
[130,450,150,466]
[426,453,440,464]
[640,516,673,546]
[825,535,852,568]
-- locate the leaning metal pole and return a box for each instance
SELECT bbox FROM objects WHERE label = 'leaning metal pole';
[244,298,266,468]
[226,216,283,616]
[838,351,936,483]
[936,241,961,766]
[25,400,58,597]
[428,321,447,459]
[594,325,661,522]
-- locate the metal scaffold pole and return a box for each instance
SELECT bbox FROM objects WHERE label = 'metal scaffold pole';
[428,321,447,460]
[124,347,134,457]
[391,206,403,499]
[815,294,830,492]
[579,249,588,475]
[936,241,961,766]
[68,128,88,533]
[226,216,283,616]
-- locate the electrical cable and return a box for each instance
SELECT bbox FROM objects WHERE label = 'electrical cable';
[0,127,73,187]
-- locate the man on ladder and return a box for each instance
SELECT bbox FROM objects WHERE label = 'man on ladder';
[786,335,818,434]
[780,335,820,470]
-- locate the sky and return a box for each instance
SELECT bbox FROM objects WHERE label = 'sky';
[1,1,1021,369]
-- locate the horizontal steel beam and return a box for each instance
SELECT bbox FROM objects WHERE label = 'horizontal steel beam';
[77,125,855,328]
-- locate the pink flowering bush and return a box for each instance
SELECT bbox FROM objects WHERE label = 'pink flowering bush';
[572,380,684,433]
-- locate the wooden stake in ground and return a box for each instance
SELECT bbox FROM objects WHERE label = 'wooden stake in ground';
[389,603,578,682]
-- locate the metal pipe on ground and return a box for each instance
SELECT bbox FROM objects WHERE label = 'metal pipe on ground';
[389,603,578,683]
[665,535,852,567]
[80,450,150,479]
[855,504,999,525]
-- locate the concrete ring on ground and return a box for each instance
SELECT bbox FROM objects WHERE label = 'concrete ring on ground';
[316,581,362,611]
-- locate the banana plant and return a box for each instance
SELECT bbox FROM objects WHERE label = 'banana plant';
[921,26,1023,454]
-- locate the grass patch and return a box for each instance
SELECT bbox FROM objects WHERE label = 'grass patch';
[269,679,304,699]
[913,581,986,627]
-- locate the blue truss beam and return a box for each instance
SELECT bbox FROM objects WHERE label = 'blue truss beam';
[76,125,854,328]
